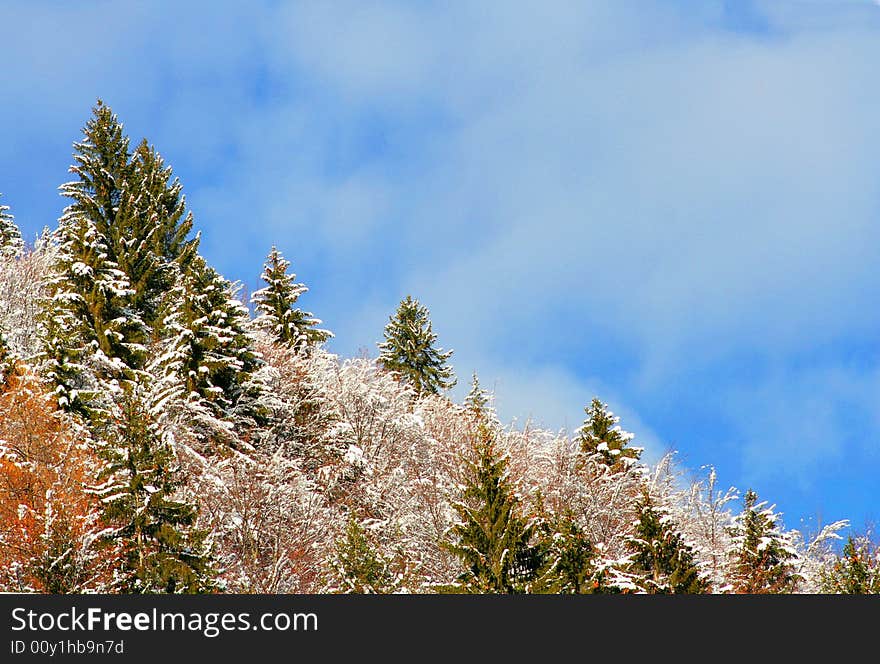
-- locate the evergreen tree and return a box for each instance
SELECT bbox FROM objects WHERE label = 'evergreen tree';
[820,535,880,594]
[464,371,489,417]
[443,423,541,593]
[577,397,641,469]
[46,101,148,415]
[152,256,262,446]
[0,194,24,259]
[628,490,708,594]
[251,247,331,351]
[532,510,598,594]
[378,295,455,397]
[115,140,199,333]
[327,515,400,594]
[92,385,215,593]
[45,212,144,419]
[727,489,799,594]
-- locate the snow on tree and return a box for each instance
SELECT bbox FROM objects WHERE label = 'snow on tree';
[114,140,200,333]
[150,255,263,450]
[678,466,739,592]
[0,232,55,362]
[251,246,331,352]
[0,368,117,592]
[577,397,642,470]
[0,194,24,259]
[186,446,338,593]
[820,532,880,594]
[442,421,543,593]
[91,382,216,593]
[627,487,708,594]
[726,489,801,594]
[378,295,455,397]
[325,514,403,593]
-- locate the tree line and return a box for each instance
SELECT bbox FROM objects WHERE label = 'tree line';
[0,102,876,594]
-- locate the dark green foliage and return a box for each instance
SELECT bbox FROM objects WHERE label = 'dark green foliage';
[252,246,331,351]
[329,515,400,593]
[116,140,199,333]
[152,255,263,444]
[93,386,216,593]
[532,511,598,594]
[378,295,455,397]
[820,535,880,594]
[628,491,708,594]
[728,489,799,594]
[443,423,542,593]
[577,397,641,469]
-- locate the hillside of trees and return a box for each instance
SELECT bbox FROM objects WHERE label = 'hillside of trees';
[0,102,876,594]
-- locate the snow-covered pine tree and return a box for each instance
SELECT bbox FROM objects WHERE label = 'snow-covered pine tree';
[577,397,642,470]
[92,383,216,593]
[627,489,708,593]
[151,255,263,448]
[531,509,598,593]
[727,489,800,593]
[251,246,331,352]
[45,101,148,418]
[0,194,24,259]
[442,422,542,593]
[820,534,880,594]
[378,295,455,397]
[44,212,144,420]
[114,140,199,334]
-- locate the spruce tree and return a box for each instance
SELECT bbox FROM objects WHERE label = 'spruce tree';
[251,247,331,351]
[327,515,400,594]
[115,140,199,333]
[443,423,542,593]
[152,256,262,445]
[727,489,799,593]
[46,101,148,415]
[628,490,708,594]
[820,535,880,594]
[0,194,24,259]
[532,510,597,593]
[577,397,641,469]
[92,385,215,593]
[378,295,455,397]
[464,371,489,417]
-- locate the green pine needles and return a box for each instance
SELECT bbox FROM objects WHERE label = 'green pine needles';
[252,246,331,352]
[378,295,455,397]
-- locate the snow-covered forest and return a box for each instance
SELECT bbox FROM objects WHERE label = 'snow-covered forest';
[0,102,877,594]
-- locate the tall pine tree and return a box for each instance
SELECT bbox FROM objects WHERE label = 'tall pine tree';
[45,101,147,416]
[251,246,331,351]
[92,384,215,593]
[378,295,455,397]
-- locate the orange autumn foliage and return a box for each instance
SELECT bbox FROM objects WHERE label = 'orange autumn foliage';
[0,365,117,592]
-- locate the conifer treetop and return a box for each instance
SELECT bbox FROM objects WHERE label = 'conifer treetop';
[378,295,455,397]
[251,246,331,351]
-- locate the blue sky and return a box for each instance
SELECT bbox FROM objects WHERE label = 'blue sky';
[2,0,878,534]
